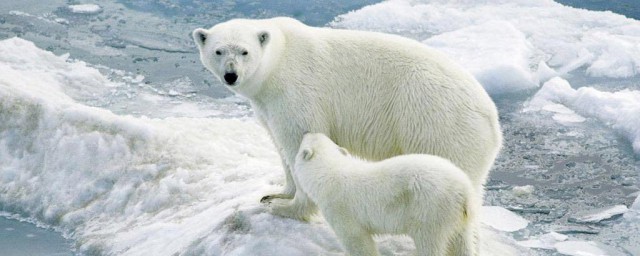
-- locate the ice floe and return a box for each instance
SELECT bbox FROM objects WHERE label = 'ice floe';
[527,77,640,155]
[332,0,640,94]
[481,206,529,232]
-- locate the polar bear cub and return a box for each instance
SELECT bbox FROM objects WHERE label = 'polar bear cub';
[295,133,479,256]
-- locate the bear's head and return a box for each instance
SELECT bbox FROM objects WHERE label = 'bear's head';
[296,133,349,167]
[192,19,281,97]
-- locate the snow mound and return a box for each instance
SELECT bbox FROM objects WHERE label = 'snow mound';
[331,0,640,94]
[0,37,332,255]
[527,77,640,155]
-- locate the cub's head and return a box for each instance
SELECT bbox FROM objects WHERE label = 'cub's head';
[193,19,278,96]
[296,133,349,168]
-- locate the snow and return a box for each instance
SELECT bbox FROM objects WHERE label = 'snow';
[0,37,289,255]
[331,0,640,94]
[527,77,640,155]
[481,206,528,232]
[67,4,102,15]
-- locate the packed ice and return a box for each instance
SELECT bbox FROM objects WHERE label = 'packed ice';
[1,0,640,255]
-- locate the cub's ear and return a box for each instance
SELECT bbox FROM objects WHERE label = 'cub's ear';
[258,31,269,47]
[192,28,208,49]
[338,147,349,156]
[302,148,314,161]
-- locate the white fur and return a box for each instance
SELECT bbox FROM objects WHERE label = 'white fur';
[193,17,502,220]
[295,133,479,256]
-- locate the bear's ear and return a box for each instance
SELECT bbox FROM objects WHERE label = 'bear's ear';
[302,148,314,161]
[338,147,349,156]
[192,28,208,49]
[258,31,269,47]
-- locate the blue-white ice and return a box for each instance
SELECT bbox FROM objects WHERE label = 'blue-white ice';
[0,0,639,255]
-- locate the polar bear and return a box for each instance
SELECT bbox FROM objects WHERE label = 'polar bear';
[294,133,479,256]
[192,17,502,220]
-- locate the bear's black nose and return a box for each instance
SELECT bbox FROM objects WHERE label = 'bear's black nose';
[224,72,238,85]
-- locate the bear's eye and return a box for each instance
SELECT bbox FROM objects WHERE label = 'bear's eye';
[215,50,222,55]
[242,51,248,56]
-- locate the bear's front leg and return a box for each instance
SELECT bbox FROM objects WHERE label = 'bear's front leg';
[258,116,320,220]
[260,157,296,202]
[265,188,317,221]
[261,155,318,221]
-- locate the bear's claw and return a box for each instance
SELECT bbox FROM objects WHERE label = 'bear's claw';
[260,193,293,204]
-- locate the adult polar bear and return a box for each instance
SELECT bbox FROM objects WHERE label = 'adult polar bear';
[193,17,502,220]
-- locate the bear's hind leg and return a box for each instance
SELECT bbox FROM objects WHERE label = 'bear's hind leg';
[447,222,479,256]
[412,228,450,256]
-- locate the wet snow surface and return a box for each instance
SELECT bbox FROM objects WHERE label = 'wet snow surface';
[1,0,639,255]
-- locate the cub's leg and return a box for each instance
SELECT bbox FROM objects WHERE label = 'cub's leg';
[326,215,379,256]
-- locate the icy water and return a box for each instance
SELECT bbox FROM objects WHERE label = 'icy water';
[0,214,72,256]
[0,0,639,256]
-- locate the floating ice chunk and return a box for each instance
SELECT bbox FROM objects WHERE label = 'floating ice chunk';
[523,78,586,124]
[552,112,586,124]
[555,241,626,256]
[624,195,640,219]
[512,185,535,197]
[524,77,574,112]
[554,226,600,235]
[542,104,578,115]
[167,90,181,97]
[424,20,537,94]
[67,4,102,15]
[632,195,640,211]
[481,206,528,232]
[54,18,69,25]
[569,205,628,224]
[535,60,559,84]
[517,232,567,250]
